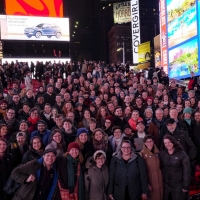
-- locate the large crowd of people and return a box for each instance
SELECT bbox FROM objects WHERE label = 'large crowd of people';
[0,59,199,200]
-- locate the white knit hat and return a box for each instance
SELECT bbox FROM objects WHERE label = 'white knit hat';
[93,150,106,160]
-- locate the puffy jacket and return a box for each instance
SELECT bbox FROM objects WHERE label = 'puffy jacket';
[85,157,109,200]
[163,127,196,160]
[108,151,148,200]
[160,148,191,190]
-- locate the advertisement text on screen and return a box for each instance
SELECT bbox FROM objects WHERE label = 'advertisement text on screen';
[131,0,140,64]
[113,1,131,24]
[160,0,168,74]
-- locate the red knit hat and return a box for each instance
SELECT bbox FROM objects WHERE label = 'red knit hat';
[67,142,80,152]
[105,115,114,125]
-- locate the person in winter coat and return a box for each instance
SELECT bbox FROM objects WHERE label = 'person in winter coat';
[108,139,148,200]
[108,126,126,154]
[0,108,20,138]
[9,132,29,167]
[160,135,191,200]
[163,118,196,161]
[0,138,14,200]
[21,89,35,108]
[18,103,30,121]
[193,111,200,165]
[56,142,85,200]
[11,149,58,200]
[22,136,44,164]
[92,128,113,164]
[45,129,66,156]
[140,135,163,200]
[24,71,33,90]
[30,120,51,146]
[75,128,94,166]
[62,119,77,147]
[85,150,109,200]
[40,103,56,130]
[27,107,40,133]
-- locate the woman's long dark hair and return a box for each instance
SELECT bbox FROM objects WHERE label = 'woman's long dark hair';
[30,136,44,151]
[161,134,182,151]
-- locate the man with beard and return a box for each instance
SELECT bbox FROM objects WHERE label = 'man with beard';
[113,106,126,130]
[30,120,51,146]
[0,99,8,120]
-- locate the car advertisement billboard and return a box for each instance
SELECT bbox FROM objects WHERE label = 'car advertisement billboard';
[160,0,200,79]
[113,1,131,24]
[5,0,63,17]
[0,15,70,41]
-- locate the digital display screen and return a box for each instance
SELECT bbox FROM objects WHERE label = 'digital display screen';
[0,15,70,42]
[160,0,200,79]
[5,0,63,17]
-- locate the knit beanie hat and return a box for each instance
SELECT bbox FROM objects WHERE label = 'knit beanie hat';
[105,115,114,126]
[183,107,192,115]
[67,142,80,152]
[93,150,106,160]
[76,128,88,137]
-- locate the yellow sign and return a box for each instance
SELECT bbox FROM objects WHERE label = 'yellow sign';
[138,41,151,63]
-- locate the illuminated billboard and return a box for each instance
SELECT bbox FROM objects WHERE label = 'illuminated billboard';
[131,0,140,64]
[160,0,199,79]
[0,15,70,42]
[113,1,131,24]
[138,41,151,63]
[5,0,63,17]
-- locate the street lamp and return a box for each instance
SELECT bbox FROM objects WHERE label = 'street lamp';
[117,42,125,65]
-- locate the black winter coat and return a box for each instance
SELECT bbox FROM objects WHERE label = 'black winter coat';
[21,149,42,164]
[108,151,148,200]
[0,153,14,200]
[10,143,29,167]
[192,122,200,164]
[164,128,196,160]
[18,110,30,121]
[160,148,191,200]
[40,112,56,130]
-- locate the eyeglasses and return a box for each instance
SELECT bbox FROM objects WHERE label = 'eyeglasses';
[114,131,121,133]
[8,112,15,115]
[96,156,105,160]
[121,147,131,150]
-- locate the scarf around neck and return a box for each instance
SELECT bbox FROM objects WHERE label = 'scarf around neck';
[66,155,84,200]
[43,112,51,120]
[184,118,191,125]
[67,155,79,190]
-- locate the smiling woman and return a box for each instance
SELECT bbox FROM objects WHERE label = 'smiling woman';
[160,135,191,200]
[57,142,85,200]
[108,139,148,200]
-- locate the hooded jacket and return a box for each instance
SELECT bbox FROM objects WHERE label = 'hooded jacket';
[85,157,109,200]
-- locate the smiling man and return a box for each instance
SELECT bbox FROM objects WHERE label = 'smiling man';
[11,149,58,200]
